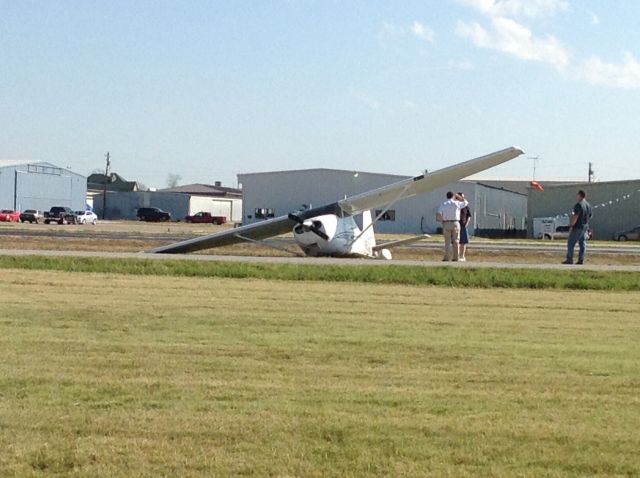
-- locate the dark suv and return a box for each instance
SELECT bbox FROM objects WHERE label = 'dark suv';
[137,207,171,222]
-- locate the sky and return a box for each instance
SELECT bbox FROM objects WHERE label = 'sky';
[1,0,640,189]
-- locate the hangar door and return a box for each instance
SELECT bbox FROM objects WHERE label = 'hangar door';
[14,165,84,211]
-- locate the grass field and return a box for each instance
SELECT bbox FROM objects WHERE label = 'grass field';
[1,268,639,477]
[1,255,640,291]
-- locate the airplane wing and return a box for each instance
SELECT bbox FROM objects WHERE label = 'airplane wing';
[147,215,297,253]
[338,146,524,215]
[149,146,523,254]
[147,203,341,254]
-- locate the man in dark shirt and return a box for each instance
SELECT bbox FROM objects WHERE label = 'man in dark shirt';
[457,192,472,261]
[563,190,592,265]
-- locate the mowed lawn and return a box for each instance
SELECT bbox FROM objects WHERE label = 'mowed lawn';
[0,270,639,477]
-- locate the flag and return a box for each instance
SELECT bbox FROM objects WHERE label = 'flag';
[530,181,544,191]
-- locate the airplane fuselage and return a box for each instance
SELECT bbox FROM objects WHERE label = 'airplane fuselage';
[292,214,377,258]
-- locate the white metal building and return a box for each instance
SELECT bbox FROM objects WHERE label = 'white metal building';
[238,168,527,236]
[161,183,242,221]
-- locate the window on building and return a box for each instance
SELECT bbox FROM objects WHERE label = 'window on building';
[26,164,62,175]
[254,207,275,219]
[375,210,396,221]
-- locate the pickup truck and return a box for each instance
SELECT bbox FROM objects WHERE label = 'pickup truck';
[184,212,227,225]
[44,206,77,225]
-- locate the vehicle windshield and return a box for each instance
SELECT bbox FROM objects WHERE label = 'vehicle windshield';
[1,210,13,213]
[23,210,36,213]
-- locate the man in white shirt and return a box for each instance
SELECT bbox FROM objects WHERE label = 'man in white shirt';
[436,191,469,261]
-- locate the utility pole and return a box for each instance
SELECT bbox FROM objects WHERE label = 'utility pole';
[527,156,541,181]
[588,162,594,183]
[102,152,111,219]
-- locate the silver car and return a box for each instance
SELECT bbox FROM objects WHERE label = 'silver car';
[614,226,640,241]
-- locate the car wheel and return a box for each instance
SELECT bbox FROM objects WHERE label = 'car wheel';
[618,235,628,241]
[92,219,97,225]
[543,234,551,240]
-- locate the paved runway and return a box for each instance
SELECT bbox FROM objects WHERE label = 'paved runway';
[1,248,639,272]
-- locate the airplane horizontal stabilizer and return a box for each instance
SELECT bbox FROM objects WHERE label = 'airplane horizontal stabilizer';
[372,234,431,252]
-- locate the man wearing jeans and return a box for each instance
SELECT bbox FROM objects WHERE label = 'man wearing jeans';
[437,191,469,262]
[563,190,592,265]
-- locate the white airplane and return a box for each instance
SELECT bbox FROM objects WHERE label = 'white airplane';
[149,146,524,258]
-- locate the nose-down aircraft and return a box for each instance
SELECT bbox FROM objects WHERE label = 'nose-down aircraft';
[149,147,524,258]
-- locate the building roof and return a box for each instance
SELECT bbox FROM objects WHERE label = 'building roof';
[238,167,409,180]
[160,183,242,198]
[0,159,44,168]
[87,172,140,192]
[0,160,86,179]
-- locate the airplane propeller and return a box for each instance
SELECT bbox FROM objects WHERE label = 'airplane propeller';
[288,213,329,240]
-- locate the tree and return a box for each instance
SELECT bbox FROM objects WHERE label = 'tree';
[166,173,181,188]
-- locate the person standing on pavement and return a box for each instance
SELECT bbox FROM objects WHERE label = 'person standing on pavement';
[563,190,592,265]
[457,192,472,262]
[436,191,469,261]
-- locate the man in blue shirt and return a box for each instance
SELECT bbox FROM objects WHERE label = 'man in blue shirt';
[563,190,592,265]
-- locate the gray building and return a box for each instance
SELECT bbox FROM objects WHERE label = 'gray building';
[0,160,86,211]
[238,168,527,236]
[528,180,640,240]
[94,187,242,222]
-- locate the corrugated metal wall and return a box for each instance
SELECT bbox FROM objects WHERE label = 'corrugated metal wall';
[0,162,86,211]
[92,192,243,221]
[528,180,640,240]
[93,192,190,220]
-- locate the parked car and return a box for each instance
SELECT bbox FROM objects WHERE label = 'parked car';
[184,211,227,225]
[20,209,44,223]
[75,210,98,225]
[614,226,640,241]
[44,206,77,225]
[137,207,171,222]
[0,209,21,222]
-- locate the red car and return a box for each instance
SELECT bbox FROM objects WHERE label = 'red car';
[0,209,21,222]
[184,211,227,225]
